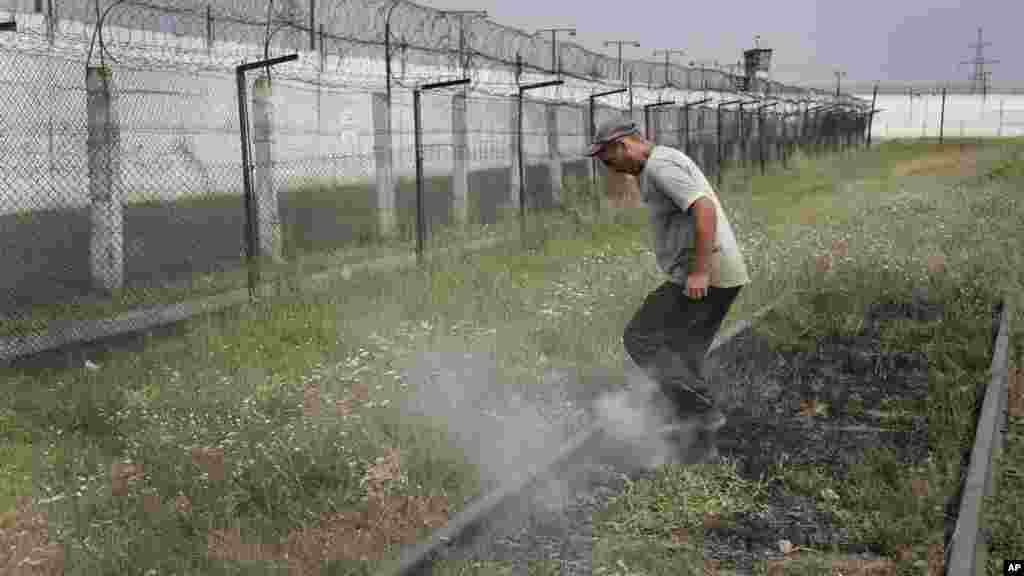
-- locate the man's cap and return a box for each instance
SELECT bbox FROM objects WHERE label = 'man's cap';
[587,117,640,157]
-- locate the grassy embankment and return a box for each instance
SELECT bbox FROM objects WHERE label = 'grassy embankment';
[0,138,1021,574]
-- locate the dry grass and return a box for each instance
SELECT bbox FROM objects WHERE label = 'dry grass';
[0,498,64,575]
[204,493,449,573]
[1009,367,1023,419]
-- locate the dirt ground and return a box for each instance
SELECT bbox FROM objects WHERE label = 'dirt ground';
[890,145,978,179]
[696,293,948,572]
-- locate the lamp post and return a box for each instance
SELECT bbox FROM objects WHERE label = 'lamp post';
[439,10,489,78]
[653,49,686,87]
[834,69,846,99]
[603,39,640,82]
[536,27,577,76]
[384,0,403,106]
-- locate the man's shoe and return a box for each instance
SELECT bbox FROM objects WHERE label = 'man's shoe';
[700,408,727,432]
[683,429,721,465]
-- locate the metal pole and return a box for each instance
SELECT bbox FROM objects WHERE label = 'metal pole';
[461,15,467,76]
[628,68,633,116]
[589,95,596,192]
[867,84,878,148]
[940,87,947,144]
[716,103,723,188]
[46,0,54,43]
[206,4,214,55]
[385,1,398,106]
[737,103,745,168]
[682,104,689,155]
[414,88,424,264]
[309,0,315,51]
[999,98,1005,137]
[551,30,557,75]
[618,43,623,81]
[518,89,525,246]
[236,70,257,302]
[759,108,765,175]
[513,78,563,247]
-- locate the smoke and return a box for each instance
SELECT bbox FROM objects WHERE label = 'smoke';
[398,348,699,521]
[591,363,699,471]
[398,349,571,495]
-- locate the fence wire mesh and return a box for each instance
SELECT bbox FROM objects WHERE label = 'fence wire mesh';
[0,1,870,361]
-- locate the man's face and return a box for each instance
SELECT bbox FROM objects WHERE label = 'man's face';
[596,138,641,175]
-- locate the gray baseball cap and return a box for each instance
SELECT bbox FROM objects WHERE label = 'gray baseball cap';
[586,117,641,157]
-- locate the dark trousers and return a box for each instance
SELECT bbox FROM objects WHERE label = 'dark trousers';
[623,281,742,420]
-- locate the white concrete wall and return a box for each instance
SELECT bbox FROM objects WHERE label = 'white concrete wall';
[863,93,1024,140]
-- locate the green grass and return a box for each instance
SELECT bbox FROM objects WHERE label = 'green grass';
[1,138,1022,573]
[592,462,769,575]
[591,138,1024,574]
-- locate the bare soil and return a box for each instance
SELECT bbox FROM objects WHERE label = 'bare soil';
[422,292,956,574]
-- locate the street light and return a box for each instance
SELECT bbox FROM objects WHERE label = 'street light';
[384,0,404,105]
[653,49,686,87]
[439,10,488,78]
[537,27,576,76]
[834,69,846,99]
[604,40,640,82]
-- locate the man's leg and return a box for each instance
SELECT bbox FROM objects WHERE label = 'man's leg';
[678,284,743,463]
[623,281,719,423]
[680,284,743,419]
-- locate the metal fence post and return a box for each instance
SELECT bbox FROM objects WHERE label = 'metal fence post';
[715,99,744,189]
[546,103,562,206]
[588,95,596,192]
[716,104,722,188]
[680,105,688,155]
[45,0,54,44]
[235,54,296,302]
[412,78,469,263]
[206,4,213,57]
[939,88,947,144]
[309,0,316,51]
[452,91,469,226]
[519,79,563,248]
[518,89,525,243]
[414,88,425,264]
[758,108,765,175]
[867,85,878,148]
[236,67,257,301]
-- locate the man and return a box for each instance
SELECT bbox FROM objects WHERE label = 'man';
[587,117,751,464]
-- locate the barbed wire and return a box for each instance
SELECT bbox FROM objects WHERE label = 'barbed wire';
[21,0,869,106]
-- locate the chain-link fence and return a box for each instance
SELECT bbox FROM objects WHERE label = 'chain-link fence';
[0,1,871,362]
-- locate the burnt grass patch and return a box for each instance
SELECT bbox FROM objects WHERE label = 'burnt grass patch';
[696,291,954,570]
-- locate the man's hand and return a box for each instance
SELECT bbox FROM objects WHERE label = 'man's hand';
[686,271,709,300]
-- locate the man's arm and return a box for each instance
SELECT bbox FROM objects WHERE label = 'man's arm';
[691,196,716,275]
[648,158,717,275]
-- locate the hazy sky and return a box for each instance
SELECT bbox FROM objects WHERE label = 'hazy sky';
[413,0,1019,91]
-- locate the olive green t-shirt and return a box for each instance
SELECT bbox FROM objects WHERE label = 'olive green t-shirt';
[637,145,751,288]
